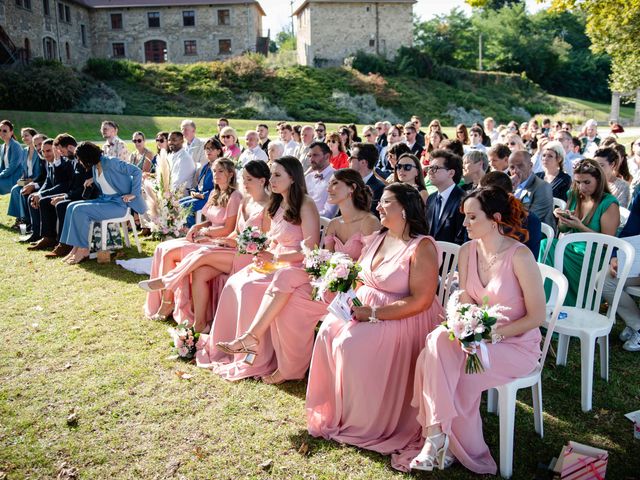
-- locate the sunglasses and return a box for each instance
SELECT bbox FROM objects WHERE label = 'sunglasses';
[132,139,144,143]
[0,129,10,133]
[221,135,232,139]
[364,133,373,137]
[426,165,447,173]
[155,138,166,142]
[395,163,416,172]
[315,128,325,132]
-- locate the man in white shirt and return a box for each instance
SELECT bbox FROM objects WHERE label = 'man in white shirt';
[280,124,299,156]
[167,131,195,191]
[466,126,487,154]
[484,117,500,145]
[295,125,315,171]
[554,130,582,176]
[304,142,337,218]
[100,121,129,162]
[238,131,268,166]
[181,119,205,169]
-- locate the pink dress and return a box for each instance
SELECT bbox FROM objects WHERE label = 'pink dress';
[143,190,242,318]
[393,240,542,474]
[161,202,265,326]
[305,233,443,456]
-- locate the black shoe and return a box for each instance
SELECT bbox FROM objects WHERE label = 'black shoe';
[19,234,40,244]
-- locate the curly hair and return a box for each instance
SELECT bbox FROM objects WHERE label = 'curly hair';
[462,187,529,242]
[333,168,372,213]
[206,158,238,208]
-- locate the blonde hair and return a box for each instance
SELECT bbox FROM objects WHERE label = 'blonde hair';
[220,126,238,142]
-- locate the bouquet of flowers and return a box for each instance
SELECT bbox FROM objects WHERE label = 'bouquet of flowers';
[443,290,510,374]
[301,243,333,278]
[310,252,362,306]
[168,323,200,359]
[236,226,269,254]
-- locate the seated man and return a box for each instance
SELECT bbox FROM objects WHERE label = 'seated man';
[238,130,268,167]
[167,130,196,191]
[509,150,555,228]
[304,141,337,219]
[424,149,466,245]
[348,142,385,216]
[8,133,47,229]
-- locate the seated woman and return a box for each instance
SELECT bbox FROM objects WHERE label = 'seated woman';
[195,156,320,374]
[144,158,241,320]
[58,142,147,264]
[393,153,429,202]
[8,127,43,226]
[376,143,410,184]
[594,147,630,208]
[536,140,572,201]
[327,132,349,170]
[220,126,241,163]
[128,131,154,172]
[179,137,222,227]
[461,150,489,192]
[210,168,380,384]
[401,187,545,474]
[139,161,270,332]
[305,183,442,461]
[540,159,619,306]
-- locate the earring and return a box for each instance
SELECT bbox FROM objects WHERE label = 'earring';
[402,210,406,220]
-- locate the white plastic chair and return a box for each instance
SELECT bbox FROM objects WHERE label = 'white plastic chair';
[619,207,630,229]
[552,198,567,211]
[487,263,568,479]
[625,285,640,298]
[88,207,142,254]
[435,241,460,308]
[549,233,635,411]
[319,216,331,248]
[195,209,203,224]
[539,222,555,263]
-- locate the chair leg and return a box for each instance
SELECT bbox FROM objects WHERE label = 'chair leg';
[497,386,516,479]
[487,388,498,414]
[101,222,107,251]
[88,221,94,249]
[121,222,131,248]
[579,335,596,412]
[129,218,141,253]
[531,380,543,438]
[556,334,570,366]
[597,335,609,382]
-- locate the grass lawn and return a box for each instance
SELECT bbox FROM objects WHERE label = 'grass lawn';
[0,195,638,479]
[552,96,636,124]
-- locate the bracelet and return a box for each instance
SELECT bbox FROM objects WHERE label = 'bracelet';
[368,306,379,323]
[491,333,504,344]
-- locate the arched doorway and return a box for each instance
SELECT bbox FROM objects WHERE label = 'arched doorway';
[144,40,167,63]
[42,37,57,60]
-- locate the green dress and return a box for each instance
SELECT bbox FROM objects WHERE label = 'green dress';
[539,192,619,306]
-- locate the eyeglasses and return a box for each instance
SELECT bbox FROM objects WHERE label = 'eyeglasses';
[221,135,232,139]
[155,138,166,142]
[395,163,416,172]
[364,133,373,137]
[426,165,447,173]
[315,128,325,133]
[132,139,144,143]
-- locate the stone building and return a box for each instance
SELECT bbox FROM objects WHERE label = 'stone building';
[293,0,415,67]
[0,0,266,67]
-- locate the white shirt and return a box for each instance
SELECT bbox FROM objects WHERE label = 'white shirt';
[305,164,338,219]
[238,145,268,167]
[436,183,456,221]
[2,143,8,169]
[465,143,487,154]
[97,171,117,194]
[283,139,299,157]
[362,171,374,184]
[487,129,500,145]
[168,148,196,191]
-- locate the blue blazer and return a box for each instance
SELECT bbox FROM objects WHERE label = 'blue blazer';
[194,162,214,199]
[21,147,43,180]
[0,138,25,183]
[93,155,147,214]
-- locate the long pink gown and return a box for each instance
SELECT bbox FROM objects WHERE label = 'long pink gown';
[160,202,265,327]
[305,232,443,457]
[143,190,243,319]
[393,240,542,474]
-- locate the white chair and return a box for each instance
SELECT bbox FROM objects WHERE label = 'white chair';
[319,216,331,248]
[625,285,640,298]
[619,207,630,229]
[549,233,635,411]
[487,263,568,479]
[553,198,567,211]
[88,208,142,254]
[195,209,203,224]
[435,241,460,308]
[539,222,555,263]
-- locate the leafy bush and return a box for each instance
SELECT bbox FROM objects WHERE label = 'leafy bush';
[84,58,145,82]
[349,51,397,76]
[444,106,484,126]
[71,82,126,114]
[240,93,292,121]
[395,47,434,77]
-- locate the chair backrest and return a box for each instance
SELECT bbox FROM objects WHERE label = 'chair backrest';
[195,209,203,224]
[553,197,567,211]
[436,241,460,308]
[537,263,568,367]
[554,233,635,320]
[319,216,331,248]
[539,222,555,263]
[619,207,630,228]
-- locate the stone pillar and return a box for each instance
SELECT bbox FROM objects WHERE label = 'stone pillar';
[610,92,621,123]
[635,88,640,126]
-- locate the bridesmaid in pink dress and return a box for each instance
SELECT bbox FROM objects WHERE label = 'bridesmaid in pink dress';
[195,156,320,375]
[143,158,241,321]
[305,183,442,460]
[139,161,271,331]
[214,168,380,384]
[401,187,546,474]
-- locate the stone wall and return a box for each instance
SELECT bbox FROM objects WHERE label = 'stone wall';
[89,4,263,63]
[296,1,413,67]
[1,0,92,66]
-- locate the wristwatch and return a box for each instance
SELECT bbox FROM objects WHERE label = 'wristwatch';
[368,306,380,323]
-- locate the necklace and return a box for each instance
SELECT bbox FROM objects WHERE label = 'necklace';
[341,214,367,224]
[479,237,506,272]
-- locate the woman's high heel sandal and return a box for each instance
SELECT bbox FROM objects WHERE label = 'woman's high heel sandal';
[409,432,453,471]
[215,332,259,365]
[148,300,174,321]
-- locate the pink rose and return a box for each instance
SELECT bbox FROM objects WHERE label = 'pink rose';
[250,230,261,239]
[333,264,349,279]
[246,242,258,254]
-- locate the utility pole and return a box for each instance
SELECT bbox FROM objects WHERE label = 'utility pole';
[290,0,295,35]
[478,33,483,71]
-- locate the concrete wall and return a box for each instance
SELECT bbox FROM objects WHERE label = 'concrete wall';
[296,1,413,67]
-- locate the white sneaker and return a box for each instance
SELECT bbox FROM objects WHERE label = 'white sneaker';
[619,326,634,342]
[622,330,640,352]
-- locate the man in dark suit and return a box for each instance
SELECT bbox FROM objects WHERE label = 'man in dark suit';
[405,122,424,157]
[424,149,466,245]
[24,139,74,244]
[349,142,385,217]
[509,150,555,228]
[411,115,426,149]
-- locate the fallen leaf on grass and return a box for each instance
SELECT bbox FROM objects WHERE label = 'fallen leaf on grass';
[56,462,78,480]
[259,459,273,472]
[298,442,309,455]
[33,306,43,312]
[66,409,79,427]
[175,371,193,380]
[193,446,205,459]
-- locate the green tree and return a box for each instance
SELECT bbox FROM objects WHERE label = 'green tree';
[467,0,523,9]
[274,30,296,52]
